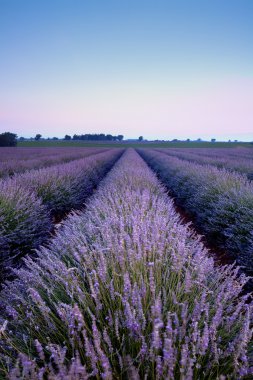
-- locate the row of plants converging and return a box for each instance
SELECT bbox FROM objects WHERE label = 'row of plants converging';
[0,148,252,379]
[0,147,110,178]
[138,149,253,274]
[0,149,123,278]
[162,147,253,160]
[0,147,105,162]
[154,148,253,180]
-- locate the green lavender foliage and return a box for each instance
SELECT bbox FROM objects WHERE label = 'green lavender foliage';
[0,181,52,275]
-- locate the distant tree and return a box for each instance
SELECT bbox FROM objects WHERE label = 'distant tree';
[0,132,17,147]
[64,135,71,140]
[197,138,202,142]
[106,134,113,141]
[172,139,179,142]
[19,137,25,141]
[72,133,124,141]
[186,138,190,142]
[99,134,106,140]
[211,138,216,143]
[52,137,58,140]
[138,136,143,141]
[35,134,42,140]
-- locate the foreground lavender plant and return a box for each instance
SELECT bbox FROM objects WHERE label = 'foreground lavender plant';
[0,149,252,379]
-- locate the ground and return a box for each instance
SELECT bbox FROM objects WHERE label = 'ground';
[17,140,253,148]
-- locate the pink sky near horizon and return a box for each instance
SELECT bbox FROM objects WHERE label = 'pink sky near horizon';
[1,76,252,141]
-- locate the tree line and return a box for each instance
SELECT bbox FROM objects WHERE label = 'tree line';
[70,134,124,141]
[0,132,125,146]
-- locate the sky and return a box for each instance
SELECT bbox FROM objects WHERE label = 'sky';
[0,0,253,141]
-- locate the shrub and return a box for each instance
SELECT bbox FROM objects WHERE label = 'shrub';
[0,180,52,278]
[0,132,17,147]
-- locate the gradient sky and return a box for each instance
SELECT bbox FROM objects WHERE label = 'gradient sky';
[0,0,253,141]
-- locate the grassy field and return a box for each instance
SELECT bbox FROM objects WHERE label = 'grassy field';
[17,140,253,148]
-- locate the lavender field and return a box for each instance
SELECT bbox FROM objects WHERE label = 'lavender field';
[0,147,253,379]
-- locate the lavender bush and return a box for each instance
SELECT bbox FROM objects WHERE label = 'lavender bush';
[0,149,252,379]
[139,149,253,272]
[0,180,52,279]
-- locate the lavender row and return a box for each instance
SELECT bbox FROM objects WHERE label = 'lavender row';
[166,147,253,160]
[155,148,253,179]
[183,147,253,160]
[138,149,253,272]
[0,149,123,274]
[0,149,252,379]
[0,147,109,178]
[11,149,123,217]
[0,147,101,161]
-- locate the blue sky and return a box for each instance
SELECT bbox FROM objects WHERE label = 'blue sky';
[0,0,253,140]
